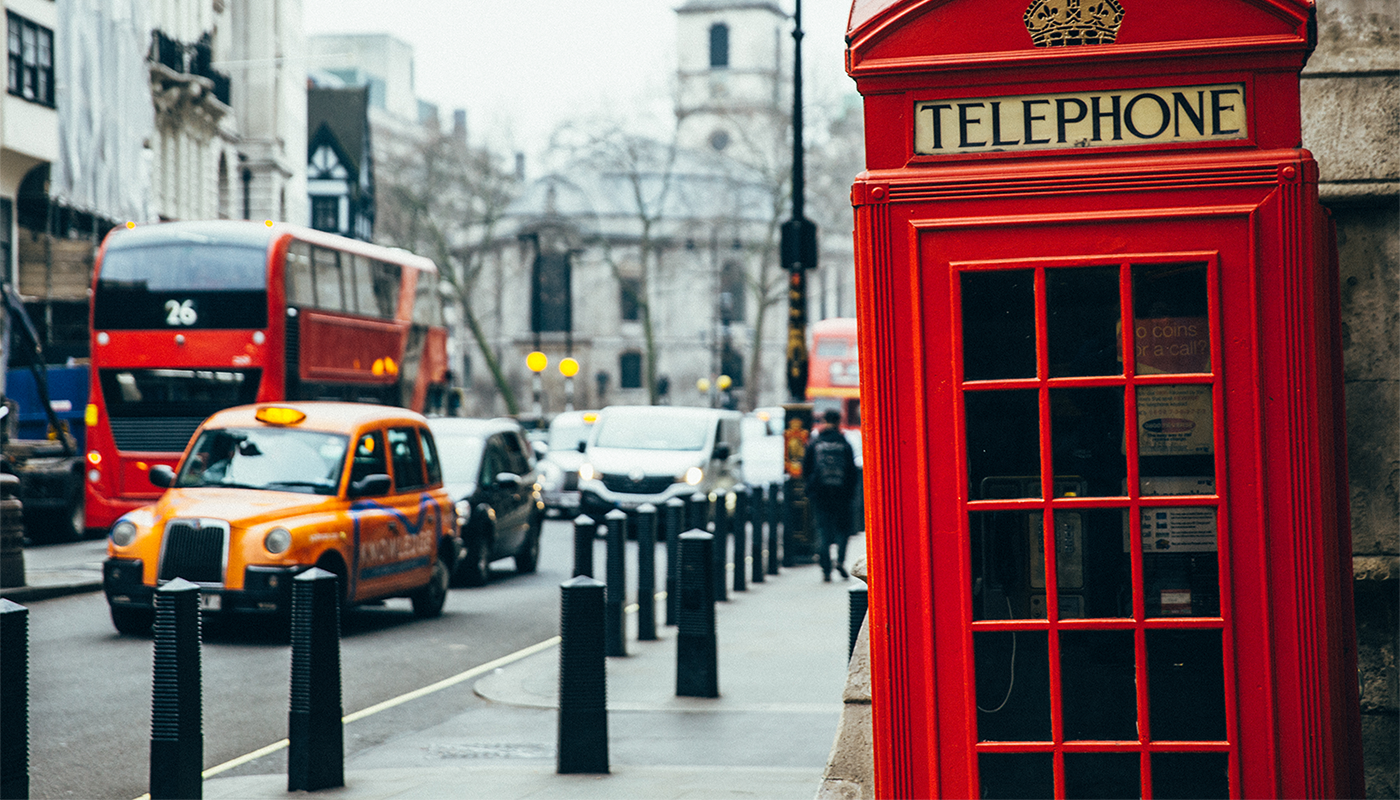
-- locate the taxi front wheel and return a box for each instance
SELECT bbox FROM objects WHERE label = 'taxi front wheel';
[412,558,450,618]
[110,605,153,636]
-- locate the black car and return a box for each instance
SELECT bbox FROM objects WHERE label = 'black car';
[427,417,544,586]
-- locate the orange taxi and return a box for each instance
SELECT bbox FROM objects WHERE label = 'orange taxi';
[102,402,460,634]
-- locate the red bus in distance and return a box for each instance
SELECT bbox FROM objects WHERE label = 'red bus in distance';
[807,317,860,429]
[85,220,449,532]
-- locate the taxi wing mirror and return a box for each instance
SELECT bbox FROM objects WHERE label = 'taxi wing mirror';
[149,464,175,488]
[577,441,587,453]
[350,473,392,498]
[713,442,732,461]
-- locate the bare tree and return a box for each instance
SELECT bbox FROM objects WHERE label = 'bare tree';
[551,122,681,405]
[375,123,521,413]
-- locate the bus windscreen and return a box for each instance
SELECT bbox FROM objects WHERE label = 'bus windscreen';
[94,243,268,329]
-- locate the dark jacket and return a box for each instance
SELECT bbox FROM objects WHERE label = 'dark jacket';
[801,426,858,507]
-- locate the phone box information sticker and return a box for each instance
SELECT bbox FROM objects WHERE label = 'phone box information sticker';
[1141,506,1217,552]
[1137,384,1213,456]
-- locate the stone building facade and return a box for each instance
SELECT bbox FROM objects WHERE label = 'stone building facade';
[1301,0,1399,794]
[456,0,861,418]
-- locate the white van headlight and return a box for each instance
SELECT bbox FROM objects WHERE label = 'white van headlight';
[579,463,595,482]
[683,466,704,486]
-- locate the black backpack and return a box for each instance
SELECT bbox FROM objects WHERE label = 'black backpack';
[811,437,849,489]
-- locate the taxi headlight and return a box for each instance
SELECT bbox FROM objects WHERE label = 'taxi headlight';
[455,500,470,520]
[264,527,292,555]
[683,466,704,486]
[578,463,594,482]
[110,520,138,547]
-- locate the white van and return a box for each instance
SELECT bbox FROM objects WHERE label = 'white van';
[577,405,743,519]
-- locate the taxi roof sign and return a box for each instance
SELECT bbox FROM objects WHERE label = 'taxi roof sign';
[255,406,307,426]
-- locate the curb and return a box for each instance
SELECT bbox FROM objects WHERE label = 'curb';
[0,579,103,603]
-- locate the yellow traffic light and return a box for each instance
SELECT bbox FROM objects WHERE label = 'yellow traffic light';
[559,357,579,377]
[527,351,548,373]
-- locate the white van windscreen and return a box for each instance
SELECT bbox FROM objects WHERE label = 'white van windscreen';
[594,415,708,451]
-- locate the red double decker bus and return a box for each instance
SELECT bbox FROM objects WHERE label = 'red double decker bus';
[807,317,860,429]
[85,220,449,532]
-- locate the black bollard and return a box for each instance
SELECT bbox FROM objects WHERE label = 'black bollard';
[288,568,344,792]
[149,578,202,800]
[635,504,658,641]
[749,484,765,584]
[732,485,748,592]
[767,482,781,575]
[663,497,685,626]
[688,491,709,533]
[0,600,28,800]
[849,582,869,661]
[557,576,609,774]
[712,492,729,602]
[603,509,628,657]
[572,515,595,578]
[675,531,718,698]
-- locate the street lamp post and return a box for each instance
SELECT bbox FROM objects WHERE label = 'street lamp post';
[559,357,579,412]
[527,351,547,418]
[782,0,817,404]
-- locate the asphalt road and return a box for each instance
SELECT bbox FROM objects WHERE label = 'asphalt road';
[23,520,579,800]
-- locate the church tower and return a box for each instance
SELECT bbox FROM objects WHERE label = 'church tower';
[674,1,789,171]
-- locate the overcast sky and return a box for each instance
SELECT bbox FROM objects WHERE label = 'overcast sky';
[300,0,858,168]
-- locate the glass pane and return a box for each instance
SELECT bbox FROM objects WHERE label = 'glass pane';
[962,270,1035,380]
[1047,266,1121,377]
[980,753,1053,799]
[1137,384,1214,494]
[286,241,314,306]
[1065,752,1140,799]
[1142,507,1220,618]
[1152,752,1229,799]
[971,511,1044,621]
[967,390,1040,500]
[975,630,1050,741]
[1147,629,1226,741]
[1132,263,1210,375]
[1051,387,1125,497]
[312,246,344,311]
[1061,630,1137,740]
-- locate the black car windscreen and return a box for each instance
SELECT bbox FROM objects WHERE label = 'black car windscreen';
[94,243,269,329]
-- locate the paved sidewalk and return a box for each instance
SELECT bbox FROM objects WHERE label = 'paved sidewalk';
[199,541,860,799]
[0,537,106,602]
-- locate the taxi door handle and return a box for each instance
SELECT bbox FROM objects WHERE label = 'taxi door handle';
[389,521,401,535]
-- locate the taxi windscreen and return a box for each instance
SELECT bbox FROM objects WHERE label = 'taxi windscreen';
[177,427,349,495]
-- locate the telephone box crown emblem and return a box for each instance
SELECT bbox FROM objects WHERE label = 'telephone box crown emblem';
[1024,0,1125,46]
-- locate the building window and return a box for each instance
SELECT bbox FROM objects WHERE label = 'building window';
[531,252,572,334]
[311,196,340,232]
[7,13,54,107]
[720,260,746,323]
[709,23,729,69]
[620,276,641,322]
[619,351,643,389]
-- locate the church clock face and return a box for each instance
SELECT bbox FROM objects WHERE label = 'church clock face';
[709,129,731,151]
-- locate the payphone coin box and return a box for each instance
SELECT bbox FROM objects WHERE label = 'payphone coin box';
[845,1,1362,798]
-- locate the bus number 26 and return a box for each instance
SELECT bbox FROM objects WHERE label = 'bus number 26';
[165,299,198,326]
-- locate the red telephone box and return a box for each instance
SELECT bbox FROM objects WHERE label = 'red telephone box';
[846,1,1363,797]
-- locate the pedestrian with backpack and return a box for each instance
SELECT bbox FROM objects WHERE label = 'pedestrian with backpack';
[802,409,859,581]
